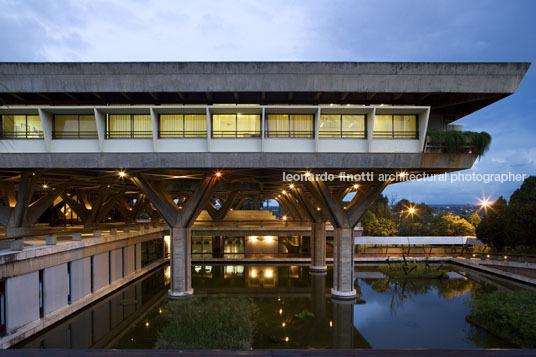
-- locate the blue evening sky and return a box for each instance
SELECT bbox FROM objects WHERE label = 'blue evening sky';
[0,0,534,204]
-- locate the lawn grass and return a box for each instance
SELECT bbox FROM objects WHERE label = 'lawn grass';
[155,295,258,349]
[468,290,536,348]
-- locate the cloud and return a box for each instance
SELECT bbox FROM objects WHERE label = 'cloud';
[0,0,534,204]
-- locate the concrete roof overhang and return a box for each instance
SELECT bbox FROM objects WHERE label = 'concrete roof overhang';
[0,62,530,123]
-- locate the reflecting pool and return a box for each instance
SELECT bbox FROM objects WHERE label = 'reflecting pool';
[16,263,523,349]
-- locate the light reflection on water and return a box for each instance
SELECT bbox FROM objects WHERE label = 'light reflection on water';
[15,264,515,349]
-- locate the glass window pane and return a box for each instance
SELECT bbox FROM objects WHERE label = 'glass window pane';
[393,114,417,138]
[79,115,97,132]
[109,115,131,138]
[373,115,393,138]
[1,115,16,133]
[160,114,183,137]
[184,114,207,137]
[55,115,78,132]
[236,114,260,137]
[290,114,313,137]
[133,115,152,137]
[213,114,236,137]
[342,114,365,138]
[26,115,42,138]
[266,114,289,137]
[319,114,341,137]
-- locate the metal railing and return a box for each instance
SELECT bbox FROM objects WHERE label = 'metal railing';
[53,131,98,139]
[372,130,419,139]
[159,130,207,138]
[319,130,366,138]
[105,130,153,139]
[212,130,261,138]
[0,131,44,139]
[265,130,314,138]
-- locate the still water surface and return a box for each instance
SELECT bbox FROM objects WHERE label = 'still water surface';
[16,263,518,349]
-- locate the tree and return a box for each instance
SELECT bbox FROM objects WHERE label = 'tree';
[469,211,481,228]
[506,176,536,247]
[476,197,508,250]
[370,194,392,219]
[361,211,397,236]
[432,214,475,236]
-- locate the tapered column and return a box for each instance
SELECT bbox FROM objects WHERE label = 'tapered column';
[332,298,355,348]
[331,227,356,299]
[310,222,327,272]
[169,227,193,297]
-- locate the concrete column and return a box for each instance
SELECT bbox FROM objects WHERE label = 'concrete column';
[331,227,356,299]
[332,298,355,349]
[310,222,327,272]
[169,227,193,297]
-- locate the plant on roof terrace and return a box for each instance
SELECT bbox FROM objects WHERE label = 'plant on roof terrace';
[427,130,492,158]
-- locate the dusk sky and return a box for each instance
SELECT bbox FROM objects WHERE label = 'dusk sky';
[1,0,534,205]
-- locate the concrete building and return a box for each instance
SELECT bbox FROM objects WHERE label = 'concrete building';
[0,62,529,323]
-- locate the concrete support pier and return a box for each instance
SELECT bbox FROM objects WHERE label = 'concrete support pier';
[331,227,356,299]
[310,222,327,272]
[168,227,193,297]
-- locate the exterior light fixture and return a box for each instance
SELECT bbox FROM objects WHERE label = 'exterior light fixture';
[215,171,222,178]
[282,190,287,194]
[279,308,283,315]
[317,207,321,211]
[285,337,289,342]
[398,171,406,179]
[145,322,149,327]
[282,215,288,221]
[119,171,126,178]
[282,322,286,327]
[289,184,295,189]
[42,184,48,189]
[304,171,312,177]
[353,184,359,189]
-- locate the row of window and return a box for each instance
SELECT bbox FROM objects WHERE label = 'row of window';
[0,114,418,139]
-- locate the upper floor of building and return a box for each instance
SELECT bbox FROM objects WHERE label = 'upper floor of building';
[0,61,529,156]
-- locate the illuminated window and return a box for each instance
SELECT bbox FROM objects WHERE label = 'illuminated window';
[265,114,314,138]
[53,114,97,139]
[212,114,260,137]
[319,114,366,138]
[0,114,43,139]
[159,114,207,137]
[373,114,417,138]
[106,114,152,138]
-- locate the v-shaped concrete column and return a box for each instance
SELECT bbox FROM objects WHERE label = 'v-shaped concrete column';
[304,178,390,299]
[0,171,67,238]
[290,187,328,272]
[131,174,218,297]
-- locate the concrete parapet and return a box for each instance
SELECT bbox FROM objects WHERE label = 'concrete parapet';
[45,235,57,245]
[10,238,24,251]
[72,232,82,241]
[92,230,101,238]
[109,228,118,235]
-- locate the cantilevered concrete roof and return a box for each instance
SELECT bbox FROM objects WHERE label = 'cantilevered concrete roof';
[0,62,530,121]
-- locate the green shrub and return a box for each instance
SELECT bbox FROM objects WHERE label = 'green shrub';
[155,295,258,349]
[464,131,492,155]
[469,290,536,347]
[445,130,467,154]
[426,130,492,158]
